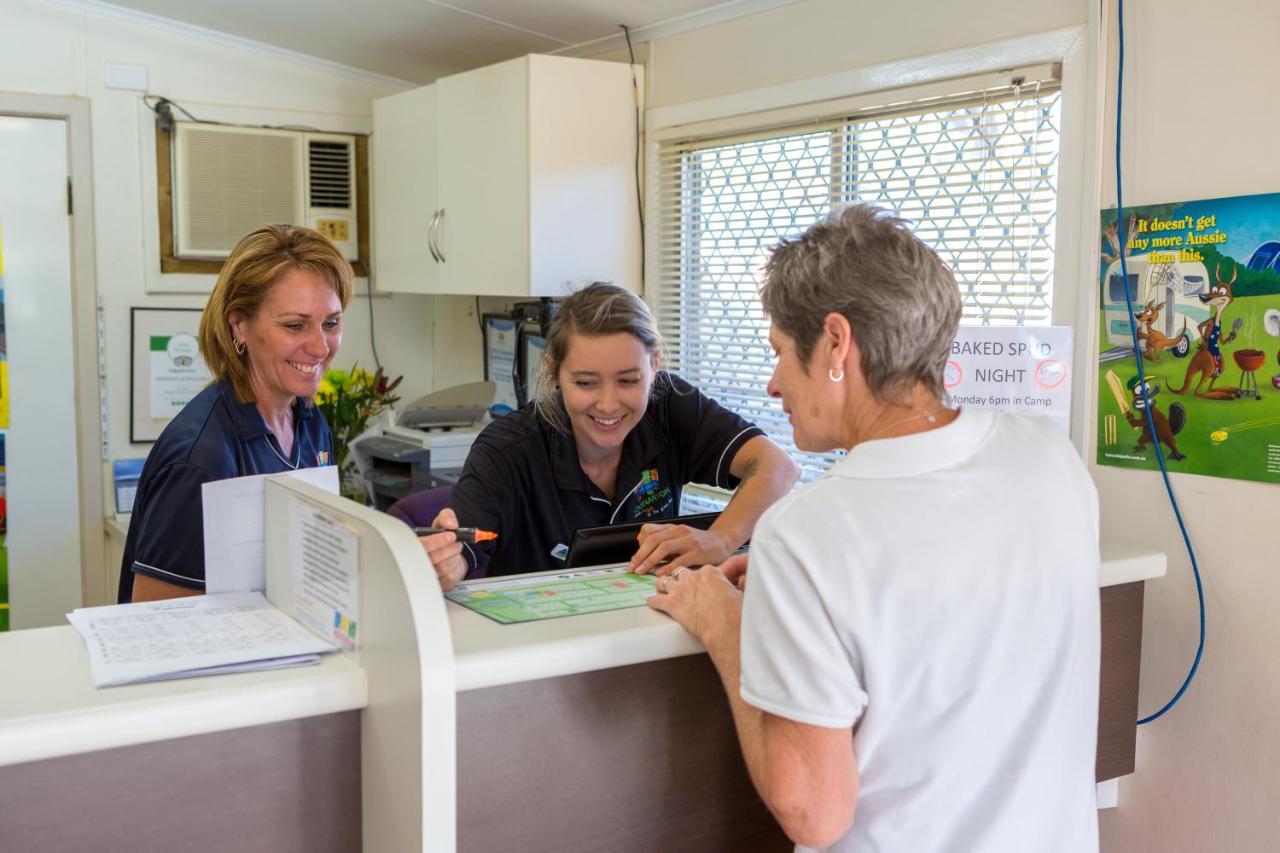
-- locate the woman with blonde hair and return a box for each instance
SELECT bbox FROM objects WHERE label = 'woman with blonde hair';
[421,282,798,589]
[118,225,352,602]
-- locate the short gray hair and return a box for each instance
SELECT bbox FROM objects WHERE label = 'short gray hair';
[760,203,961,403]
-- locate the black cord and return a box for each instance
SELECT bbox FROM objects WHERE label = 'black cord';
[143,94,322,133]
[475,295,484,334]
[366,279,383,372]
[620,24,645,286]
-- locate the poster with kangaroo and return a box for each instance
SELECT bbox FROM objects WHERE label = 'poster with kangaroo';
[1098,192,1280,485]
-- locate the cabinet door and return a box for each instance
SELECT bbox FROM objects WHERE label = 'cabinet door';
[372,85,438,293]
[436,58,530,296]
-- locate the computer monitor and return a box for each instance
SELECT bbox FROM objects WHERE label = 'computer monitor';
[564,512,721,569]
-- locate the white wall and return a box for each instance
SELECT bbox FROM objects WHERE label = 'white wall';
[1095,0,1280,849]
[641,0,1086,109]
[0,0,435,470]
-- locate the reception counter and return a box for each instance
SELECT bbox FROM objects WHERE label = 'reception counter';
[0,477,1165,851]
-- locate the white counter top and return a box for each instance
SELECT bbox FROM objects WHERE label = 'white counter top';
[1099,542,1167,586]
[0,625,367,768]
[0,544,1164,764]
[450,544,1167,692]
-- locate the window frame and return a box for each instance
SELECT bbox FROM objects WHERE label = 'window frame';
[644,39,1094,471]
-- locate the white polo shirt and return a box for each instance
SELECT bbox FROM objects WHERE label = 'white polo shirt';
[740,408,1100,853]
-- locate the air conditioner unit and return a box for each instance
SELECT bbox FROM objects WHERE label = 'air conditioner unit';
[171,122,359,262]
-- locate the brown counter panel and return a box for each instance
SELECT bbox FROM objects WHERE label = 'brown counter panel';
[1097,580,1144,782]
[0,711,361,852]
[457,653,791,853]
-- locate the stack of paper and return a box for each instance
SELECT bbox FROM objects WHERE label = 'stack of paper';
[67,591,337,688]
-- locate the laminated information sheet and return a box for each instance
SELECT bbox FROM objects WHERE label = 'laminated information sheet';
[445,566,657,624]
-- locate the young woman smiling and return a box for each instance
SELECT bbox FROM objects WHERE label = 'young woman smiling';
[420,283,798,590]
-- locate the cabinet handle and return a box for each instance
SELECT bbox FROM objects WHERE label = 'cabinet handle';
[434,208,446,263]
[427,211,441,262]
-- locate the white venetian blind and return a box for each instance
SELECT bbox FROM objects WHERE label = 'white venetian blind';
[652,76,1062,481]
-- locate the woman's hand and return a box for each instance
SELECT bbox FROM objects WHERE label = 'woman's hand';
[719,553,750,590]
[419,508,469,592]
[630,523,733,575]
[646,563,742,645]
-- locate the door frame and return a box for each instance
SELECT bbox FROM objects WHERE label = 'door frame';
[0,92,105,608]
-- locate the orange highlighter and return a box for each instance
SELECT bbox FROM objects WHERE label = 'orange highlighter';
[413,526,497,544]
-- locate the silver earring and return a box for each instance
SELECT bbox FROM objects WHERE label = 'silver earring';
[828,367,844,383]
[234,339,246,356]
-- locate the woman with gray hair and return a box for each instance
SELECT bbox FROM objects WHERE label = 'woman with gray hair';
[650,204,1101,852]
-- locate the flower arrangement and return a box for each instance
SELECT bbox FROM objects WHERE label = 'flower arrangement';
[315,365,402,501]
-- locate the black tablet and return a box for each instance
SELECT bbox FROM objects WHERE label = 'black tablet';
[564,512,721,569]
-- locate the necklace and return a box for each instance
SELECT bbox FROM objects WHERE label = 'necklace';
[266,434,300,470]
[868,408,939,442]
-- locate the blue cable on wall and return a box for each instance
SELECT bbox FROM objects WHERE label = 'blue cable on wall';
[1113,0,1206,725]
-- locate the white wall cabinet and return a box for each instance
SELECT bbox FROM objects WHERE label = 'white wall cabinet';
[372,55,641,297]
[371,84,438,295]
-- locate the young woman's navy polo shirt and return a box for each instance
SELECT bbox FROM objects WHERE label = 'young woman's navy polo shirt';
[446,372,763,578]
[117,377,334,603]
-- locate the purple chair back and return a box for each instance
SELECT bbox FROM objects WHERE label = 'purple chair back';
[387,485,453,529]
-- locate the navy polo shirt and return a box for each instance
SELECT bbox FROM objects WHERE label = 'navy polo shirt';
[447,372,763,578]
[117,377,334,603]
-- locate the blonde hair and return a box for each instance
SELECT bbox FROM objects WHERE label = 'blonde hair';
[199,225,354,402]
[532,283,663,432]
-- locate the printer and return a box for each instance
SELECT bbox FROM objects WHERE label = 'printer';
[352,381,498,510]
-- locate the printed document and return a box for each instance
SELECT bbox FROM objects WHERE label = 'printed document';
[203,466,339,594]
[67,591,336,688]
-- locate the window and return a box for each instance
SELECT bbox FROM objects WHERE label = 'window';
[652,77,1062,480]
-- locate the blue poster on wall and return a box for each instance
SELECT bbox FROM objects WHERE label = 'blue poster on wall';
[1097,192,1280,485]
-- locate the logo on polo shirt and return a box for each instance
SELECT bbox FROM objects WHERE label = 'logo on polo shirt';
[634,468,673,518]
[316,451,330,465]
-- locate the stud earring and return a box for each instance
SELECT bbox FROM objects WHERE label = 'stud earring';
[828,367,844,383]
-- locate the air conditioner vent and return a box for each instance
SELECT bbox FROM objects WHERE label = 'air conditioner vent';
[171,122,359,262]
[308,140,352,209]
[178,127,299,254]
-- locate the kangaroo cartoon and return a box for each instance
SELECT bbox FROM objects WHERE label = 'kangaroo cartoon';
[1133,300,1188,362]
[1170,263,1242,399]
[1125,375,1186,460]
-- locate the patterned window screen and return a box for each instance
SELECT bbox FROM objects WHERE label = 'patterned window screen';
[651,78,1062,481]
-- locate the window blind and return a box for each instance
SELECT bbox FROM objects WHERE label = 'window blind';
[651,79,1063,481]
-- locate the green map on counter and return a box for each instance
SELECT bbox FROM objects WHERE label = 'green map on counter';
[445,566,658,624]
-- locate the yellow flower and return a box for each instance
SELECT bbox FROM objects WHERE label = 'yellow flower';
[315,378,336,403]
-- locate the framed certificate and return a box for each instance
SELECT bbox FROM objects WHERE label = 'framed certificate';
[130,307,211,443]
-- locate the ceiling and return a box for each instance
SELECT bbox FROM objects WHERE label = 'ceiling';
[96,0,802,85]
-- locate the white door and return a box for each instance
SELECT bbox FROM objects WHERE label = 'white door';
[0,115,83,628]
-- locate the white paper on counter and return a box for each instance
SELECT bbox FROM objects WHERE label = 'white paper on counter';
[66,591,335,688]
[203,466,339,594]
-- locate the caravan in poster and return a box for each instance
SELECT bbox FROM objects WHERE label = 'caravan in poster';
[1097,192,1280,485]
